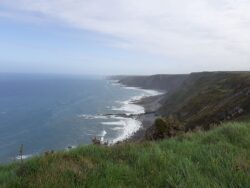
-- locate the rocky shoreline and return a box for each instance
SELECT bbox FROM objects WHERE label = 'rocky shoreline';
[127,94,166,142]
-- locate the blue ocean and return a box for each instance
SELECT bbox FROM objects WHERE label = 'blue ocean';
[0,74,159,163]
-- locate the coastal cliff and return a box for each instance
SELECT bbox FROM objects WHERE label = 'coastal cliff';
[114,72,250,139]
[110,74,188,94]
[158,72,250,130]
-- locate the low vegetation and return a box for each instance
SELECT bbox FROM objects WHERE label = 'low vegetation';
[159,72,250,130]
[145,116,183,140]
[0,122,249,187]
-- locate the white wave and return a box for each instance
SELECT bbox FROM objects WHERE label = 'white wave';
[101,121,125,126]
[86,133,94,136]
[112,87,163,116]
[122,86,164,97]
[98,130,107,142]
[16,154,33,160]
[123,86,140,90]
[110,118,141,143]
[130,95,145,101]
[99,130,107,137]
[113,96,146,115]
[112,103,145,115]
[78,114,108,120]
[111,127,124,130]
[100,116,141,143]
[144,89,163,96]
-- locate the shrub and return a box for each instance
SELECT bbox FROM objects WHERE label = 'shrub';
[147,116,183,140]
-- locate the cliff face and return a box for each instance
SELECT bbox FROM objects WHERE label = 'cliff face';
[111,74,188,94]
[159,72,250,129]
[113,72,250,131]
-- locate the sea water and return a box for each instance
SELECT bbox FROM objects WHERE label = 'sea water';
[0,73,160,163]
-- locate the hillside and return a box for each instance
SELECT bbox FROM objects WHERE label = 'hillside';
[115,72,250,134]
[0,122,249,187]
[110,74,188,94]
[158,72,250,131]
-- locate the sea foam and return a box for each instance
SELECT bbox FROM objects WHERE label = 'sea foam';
[78,114,109,120]
[79,81,163,144]
[16,154,33,160]
[101,82,163,143]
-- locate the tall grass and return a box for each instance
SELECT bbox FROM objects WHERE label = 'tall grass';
[0,122,249,187]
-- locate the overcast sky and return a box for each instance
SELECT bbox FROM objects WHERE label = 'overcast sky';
[0,0,250,75]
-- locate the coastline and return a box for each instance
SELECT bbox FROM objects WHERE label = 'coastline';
[12,80,164,162]
[127,95,165,142]
[110,80,165,142]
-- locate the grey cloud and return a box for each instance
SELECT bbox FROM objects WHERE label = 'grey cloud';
[1,0,250,71]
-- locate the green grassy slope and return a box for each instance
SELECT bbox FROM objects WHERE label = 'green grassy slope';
[159,72,250,130]
[1,122,249,187]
